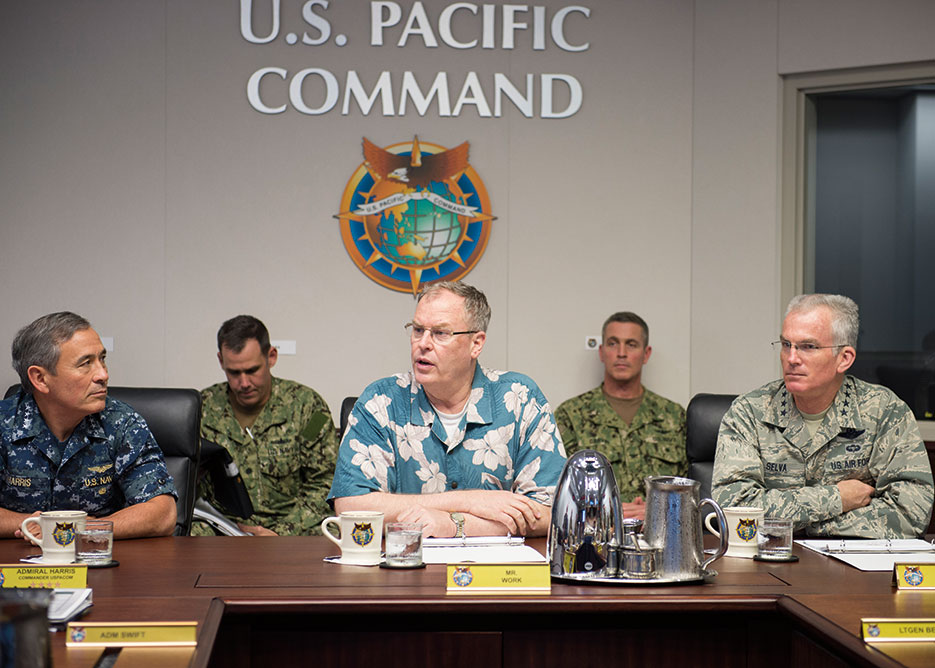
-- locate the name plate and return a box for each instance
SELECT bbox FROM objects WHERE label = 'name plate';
[66,622,198,647]
[0,564,87,589]
[446,562,550,594]
[892,563,935,589]
[862,618,935,642]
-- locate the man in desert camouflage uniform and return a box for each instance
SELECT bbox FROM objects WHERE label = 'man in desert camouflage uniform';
[199,315,337,536]
[556,312,686,521]
[713,294,933,538]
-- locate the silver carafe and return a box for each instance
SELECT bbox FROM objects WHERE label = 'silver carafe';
[643,475,728,579]
[548,450,622,578]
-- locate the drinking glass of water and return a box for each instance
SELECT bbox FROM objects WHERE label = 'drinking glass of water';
[76,520,114,565]
[384,523,423,568]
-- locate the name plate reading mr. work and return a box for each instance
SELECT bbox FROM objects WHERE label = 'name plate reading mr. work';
[66,622,198,647]
[0,564,87,589]
[862,618,935,642]
[446,563,550,594]
[892,563,935,590]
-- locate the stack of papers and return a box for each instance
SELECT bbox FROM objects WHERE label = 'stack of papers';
[796,539,935,572]
[422,536,547,564]
[49,588,93,624]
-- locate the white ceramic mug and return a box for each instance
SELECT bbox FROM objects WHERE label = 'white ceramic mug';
[321,511,384,565]
[704,506,764,558]
[21,510,88,564]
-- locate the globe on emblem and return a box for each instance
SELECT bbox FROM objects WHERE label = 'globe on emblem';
[364,180,467,269]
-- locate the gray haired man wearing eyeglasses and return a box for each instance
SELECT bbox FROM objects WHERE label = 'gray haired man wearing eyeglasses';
[713,294,933,538]
[328,281,567,538]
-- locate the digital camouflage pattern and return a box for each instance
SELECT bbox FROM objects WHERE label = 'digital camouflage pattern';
[555,386,687,501]
[713,376,934,538]
[0,391,176,515]
[328,366,566,505]
[199,377,338,536]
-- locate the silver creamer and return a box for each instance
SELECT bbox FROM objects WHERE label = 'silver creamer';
[548,450,622,578]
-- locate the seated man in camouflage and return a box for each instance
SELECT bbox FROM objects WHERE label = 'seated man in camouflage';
[713,294,934,538]
[556,312,686,521]
[0,312,177,538]
[199,315,338,535]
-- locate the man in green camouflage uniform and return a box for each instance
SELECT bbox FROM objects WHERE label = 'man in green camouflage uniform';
[198,315,338,536]
[713,295,933,538]
[556,312,686,520]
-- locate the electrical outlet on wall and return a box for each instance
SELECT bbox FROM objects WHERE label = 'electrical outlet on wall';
[272,340,296,355]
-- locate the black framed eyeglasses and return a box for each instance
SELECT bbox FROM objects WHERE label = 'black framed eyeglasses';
[405,322,478,344]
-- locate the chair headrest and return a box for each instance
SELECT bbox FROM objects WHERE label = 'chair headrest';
[686,393,737,462]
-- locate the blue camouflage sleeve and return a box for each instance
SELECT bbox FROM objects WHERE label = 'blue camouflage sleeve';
[113,410,177,505]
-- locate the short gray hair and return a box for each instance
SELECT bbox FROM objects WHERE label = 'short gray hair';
[12,312,91,394]
[417,281,491,332]
[785,294,859,348]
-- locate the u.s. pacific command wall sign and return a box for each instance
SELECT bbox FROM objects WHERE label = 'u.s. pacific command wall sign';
[241,1,590,118]
[336,137,493,294]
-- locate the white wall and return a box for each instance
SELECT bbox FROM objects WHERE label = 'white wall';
[2,1,934,419]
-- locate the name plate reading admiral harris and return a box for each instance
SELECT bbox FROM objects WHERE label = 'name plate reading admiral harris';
[66,622,198,648]
[862,618,935,642]
[892,563,935,590]
[0,564,87,589]
[446,563,550,594]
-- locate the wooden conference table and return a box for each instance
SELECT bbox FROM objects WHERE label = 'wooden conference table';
[3,536,935,668]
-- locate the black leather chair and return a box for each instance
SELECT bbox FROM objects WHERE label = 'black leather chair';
[4,384,201,536]
[338,396,358,441]
[686,393,737,501]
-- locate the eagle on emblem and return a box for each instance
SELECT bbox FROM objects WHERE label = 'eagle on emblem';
[735,519,758,542]
[363,136,469,188]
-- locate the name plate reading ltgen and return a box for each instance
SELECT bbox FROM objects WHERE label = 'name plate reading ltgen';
[862,618,935,642]
[0,564,87,589]
[446,563,550,594]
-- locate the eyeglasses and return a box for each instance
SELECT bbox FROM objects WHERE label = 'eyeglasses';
[405,322,478,344]
[772,339,843,355]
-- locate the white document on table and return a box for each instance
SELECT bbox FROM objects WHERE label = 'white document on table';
[49,588,93,623]
[796,538,935,572]
[422,536,547,564]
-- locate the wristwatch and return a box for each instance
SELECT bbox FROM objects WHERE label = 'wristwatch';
[450,512,465,538]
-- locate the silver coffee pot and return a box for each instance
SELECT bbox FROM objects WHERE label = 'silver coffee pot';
[642,475,728,579]
[548,450,622,578]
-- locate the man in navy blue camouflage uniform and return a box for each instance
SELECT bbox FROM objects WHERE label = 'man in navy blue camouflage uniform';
[0,312,177,539]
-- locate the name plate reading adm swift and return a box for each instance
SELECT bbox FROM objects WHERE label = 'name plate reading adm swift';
[446,563,550,594]
[892,563,935,589]
[66,622,198,647]
[0,564,87,589]
[861,618,935,642]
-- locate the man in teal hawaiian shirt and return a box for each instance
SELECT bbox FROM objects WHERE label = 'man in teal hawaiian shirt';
[329,282,566,538]
[556,312,686,521]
